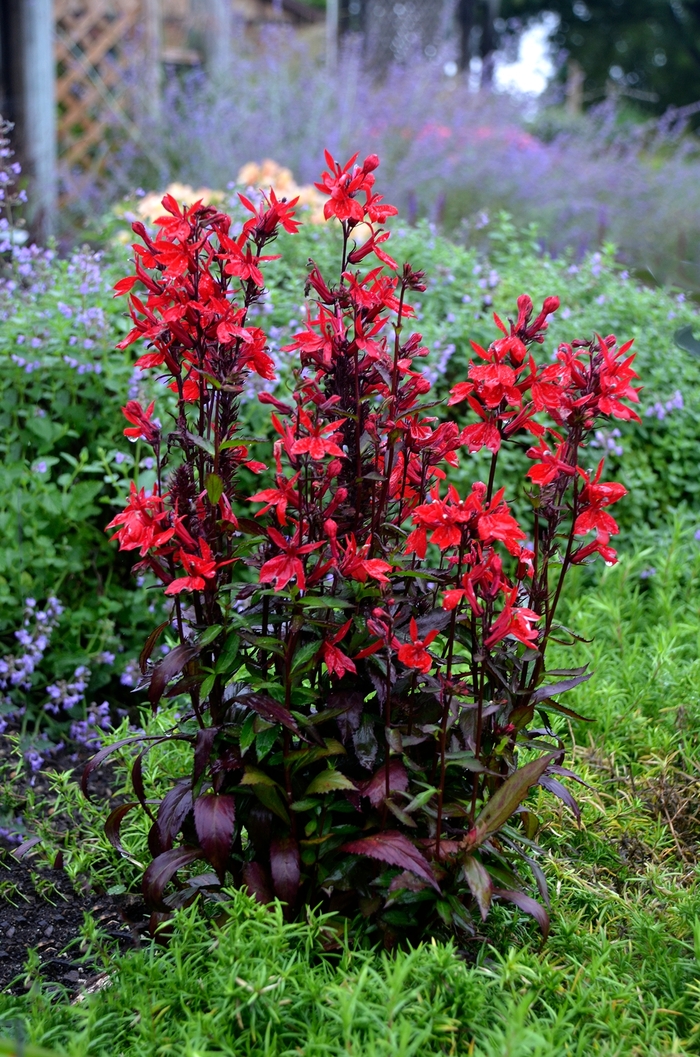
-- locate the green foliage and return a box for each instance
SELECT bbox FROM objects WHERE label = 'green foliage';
[3,207,699,746]
[4,529,700,1053]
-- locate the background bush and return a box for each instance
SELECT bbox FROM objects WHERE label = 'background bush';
[3,203,699,736]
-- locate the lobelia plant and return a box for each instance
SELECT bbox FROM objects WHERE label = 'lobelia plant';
[85,150,641,942]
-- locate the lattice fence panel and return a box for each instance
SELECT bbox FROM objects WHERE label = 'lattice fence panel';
[55,0,151,199]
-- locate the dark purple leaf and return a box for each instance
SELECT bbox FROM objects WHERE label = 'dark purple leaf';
[494,888,550,938]
[361,759,409,807]
[468,754,555,850]
[193,727,218,785]
[462,855,493,921]
[139,620,171,675]
[341,831,440,892]
[530,671,592,704]
[353,715,378,770]
[542,665,589,678]
[242,861,274,904]
[537,700,591,722]
[520,853,550,908]
[236,693,301,734]
[105,802,141,858]
[132,747,157,821]
[194,793,236,881]
[330,691,364,743]
[548,764,591,788]
[270,836,301,906]
[388,870,428,893]
[142,846,202,911]
[157,779,194,852]
[12,836,41,860]
[149,643,201,709]
[81,733,155,798]
[412,609,452,637]
[538,775,581,822]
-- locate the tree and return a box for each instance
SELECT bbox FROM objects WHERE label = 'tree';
[496,0,700,113]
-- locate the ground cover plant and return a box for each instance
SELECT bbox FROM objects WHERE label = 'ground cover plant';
[80,149,649,945]
[3,526,700,1054]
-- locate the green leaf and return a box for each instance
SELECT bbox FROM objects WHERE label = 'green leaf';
[198,624,223,648]
[467,754,555,851]
[252,784,290,824]
[239,713,256,753]
[215,634,240,674]
[205,473,225,505]
[305,769,357,795]
[200,674,215,700]
[674,324,700,357]
[291,639,321,673]
[256,726,278,762]
[239,766,279,787]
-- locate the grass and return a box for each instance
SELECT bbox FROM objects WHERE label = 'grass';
[3,519,700,1055]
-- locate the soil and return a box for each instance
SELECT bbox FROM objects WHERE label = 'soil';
[0,734,150,996]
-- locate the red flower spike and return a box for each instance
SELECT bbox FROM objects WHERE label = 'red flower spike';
[122,400,159,444]
[397,618,439,675]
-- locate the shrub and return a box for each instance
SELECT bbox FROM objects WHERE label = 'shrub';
[68,34,700,287]
[86,151,643,943]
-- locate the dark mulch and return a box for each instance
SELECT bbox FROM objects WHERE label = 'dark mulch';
[0,841,147,994]
[0,733,150,995]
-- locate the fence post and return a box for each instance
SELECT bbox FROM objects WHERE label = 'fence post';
[143,0,162,122]
[9,0,57,241]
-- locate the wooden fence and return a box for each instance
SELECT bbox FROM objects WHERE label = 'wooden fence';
[53,0,323,197]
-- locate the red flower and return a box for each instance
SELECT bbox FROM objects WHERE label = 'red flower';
[322,619,357,679]
[338,535,393,584]
[477,490,527,556]
[406,483,482,558]
[165,539,219,595]
[106,483,173,556]
[397,618,439,674]
[219,231,281,288]
[484,588,540,648]
[122,400,159,444]
[290,411,346,460]
[239,187,300,237]
[258,526,324,592]
[249,473,301,526]
[526,436,576,486]
[573,461,627,540]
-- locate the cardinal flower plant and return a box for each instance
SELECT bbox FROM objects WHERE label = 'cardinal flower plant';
[87,151,641,941]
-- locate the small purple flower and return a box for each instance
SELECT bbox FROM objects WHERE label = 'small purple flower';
[639,567,656,579]
[24,749,44,773]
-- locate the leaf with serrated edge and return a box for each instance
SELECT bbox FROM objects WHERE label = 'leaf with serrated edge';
[341,830,440,891]
[467,754,555,850]
[305,769,357,794]
[462,855,493,921]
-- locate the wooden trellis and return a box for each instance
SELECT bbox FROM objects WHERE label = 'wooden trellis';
[52,0,325,197]
[55,0,159,192]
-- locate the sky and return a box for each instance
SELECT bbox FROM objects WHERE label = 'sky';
[494,13,559,96]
